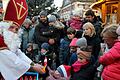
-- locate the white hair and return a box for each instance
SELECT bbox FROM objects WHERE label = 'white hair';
[0,21,12,34]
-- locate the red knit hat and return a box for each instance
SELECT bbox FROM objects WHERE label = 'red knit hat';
[69,38,78,47]
[3,0,28,27]
[57,65,71,78]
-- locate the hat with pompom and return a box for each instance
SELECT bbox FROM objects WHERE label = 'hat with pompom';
[57,65,71,78]
[69,38,78,47]
[48,15,56,22]
[76,37,87,48]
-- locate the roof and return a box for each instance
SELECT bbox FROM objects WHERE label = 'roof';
[90,0,105,9]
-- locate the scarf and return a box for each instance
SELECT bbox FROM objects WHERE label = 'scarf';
[72,60,88,72]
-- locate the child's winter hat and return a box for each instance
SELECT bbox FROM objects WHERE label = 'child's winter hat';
[27,43,33,48]
[69,38,78,47]
[76,37,87,48]
[57,65,71,78]
[41,43,50,50]
[48,15,56,22]
[73,11,82,17]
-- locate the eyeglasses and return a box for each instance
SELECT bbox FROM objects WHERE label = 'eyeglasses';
[77,46,92,52]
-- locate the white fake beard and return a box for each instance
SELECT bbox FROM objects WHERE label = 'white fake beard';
[3,29,21,53]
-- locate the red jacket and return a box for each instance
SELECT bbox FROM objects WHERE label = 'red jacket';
[69,18,82,30]
[99,40,120,80]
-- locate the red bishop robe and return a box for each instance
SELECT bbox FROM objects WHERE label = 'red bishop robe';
[0,34,8,50]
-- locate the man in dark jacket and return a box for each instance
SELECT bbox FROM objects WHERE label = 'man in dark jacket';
[33,10,49,48]
[84,9,102,39]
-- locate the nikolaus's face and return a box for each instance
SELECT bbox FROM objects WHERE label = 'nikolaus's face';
[8,24,19,33]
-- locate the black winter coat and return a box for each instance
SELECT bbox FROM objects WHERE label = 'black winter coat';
[33,21,60,48]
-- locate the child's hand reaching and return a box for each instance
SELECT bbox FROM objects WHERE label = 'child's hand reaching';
[47,67,61,79]
[47,66,55,76]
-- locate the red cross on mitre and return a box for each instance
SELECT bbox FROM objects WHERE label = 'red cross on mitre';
[3,0,28,27]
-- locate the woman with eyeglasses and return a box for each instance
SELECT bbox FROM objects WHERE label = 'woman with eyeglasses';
[99,24,120,80]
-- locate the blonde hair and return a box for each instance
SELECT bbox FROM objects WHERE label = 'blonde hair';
[82,22,96,37]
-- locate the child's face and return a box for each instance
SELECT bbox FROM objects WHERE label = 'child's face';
[67,33,75,40]
[77,47,91,61]
[73,15,81,20]
[49,22,55,26]
[70,46,77,53]
[41,48,47,55]
[27,46,33,52]
[77,50,87,63]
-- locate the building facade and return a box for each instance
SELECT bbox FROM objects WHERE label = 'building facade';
[91,0,120,24]
[59,0,96,21]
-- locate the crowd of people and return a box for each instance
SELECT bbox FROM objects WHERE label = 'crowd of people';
[13,9,104,80]
[1,0,120,80]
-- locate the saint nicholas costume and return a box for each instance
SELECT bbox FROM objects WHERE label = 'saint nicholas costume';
[0,0,33,80]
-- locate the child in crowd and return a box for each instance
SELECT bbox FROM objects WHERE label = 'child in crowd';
[71,37,97,80]
[59,27,76,65]
[36,42,55,79]
[68,38,78,66]
[68,12,83,31]
[46,65,71,80]
[25,43,36,62]
[36,42,56,69]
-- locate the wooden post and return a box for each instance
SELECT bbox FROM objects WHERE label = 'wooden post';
[101,3,106,24]
[117,1,120,23]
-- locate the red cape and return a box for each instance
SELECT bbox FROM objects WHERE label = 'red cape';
[0,34,7,49]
